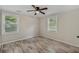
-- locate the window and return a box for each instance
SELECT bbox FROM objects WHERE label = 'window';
[5,16,17,32]
[2,12,19,34]
[48,16,57,32]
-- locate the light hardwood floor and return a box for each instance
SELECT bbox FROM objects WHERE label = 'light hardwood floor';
[0,36,79,53]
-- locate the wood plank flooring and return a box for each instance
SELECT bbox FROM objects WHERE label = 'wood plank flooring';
[0,36,79,53]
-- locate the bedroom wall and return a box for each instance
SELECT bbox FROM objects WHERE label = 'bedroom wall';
[40,9,79,47]
[19,15,40,39]
[0,10,2,43]
[2,11,39,44]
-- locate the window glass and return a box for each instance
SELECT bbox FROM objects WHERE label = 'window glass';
[5,16,17,32]
[48,16,57,32]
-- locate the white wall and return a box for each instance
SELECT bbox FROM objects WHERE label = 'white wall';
[1,11,39,44]
[40,9,79,47]
[0,10,2,43]
[19,15,40,39]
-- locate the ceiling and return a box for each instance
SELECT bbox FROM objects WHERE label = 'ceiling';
[0,5,79,17]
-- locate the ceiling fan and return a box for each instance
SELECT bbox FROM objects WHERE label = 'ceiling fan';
[27,5,48,15]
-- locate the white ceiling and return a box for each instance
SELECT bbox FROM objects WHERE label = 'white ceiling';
[0,5,79,17]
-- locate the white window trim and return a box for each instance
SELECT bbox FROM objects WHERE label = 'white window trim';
[2,12,19,34]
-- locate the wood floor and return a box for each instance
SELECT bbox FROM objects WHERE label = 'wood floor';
[0,36,79,53]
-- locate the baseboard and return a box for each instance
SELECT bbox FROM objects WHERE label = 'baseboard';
[0,35,39,45]
[40,35,79,48]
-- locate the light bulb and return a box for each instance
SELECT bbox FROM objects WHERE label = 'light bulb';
[36,11,39,13]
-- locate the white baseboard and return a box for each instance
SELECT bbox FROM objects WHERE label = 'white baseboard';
[0,35,39,45]
[41,35,79,48]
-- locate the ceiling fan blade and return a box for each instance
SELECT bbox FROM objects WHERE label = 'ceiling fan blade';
[40,8,48,10]
[39,11,45,14]
[27,10,35,12]
[32,5,36,9]
[34,13,37,15]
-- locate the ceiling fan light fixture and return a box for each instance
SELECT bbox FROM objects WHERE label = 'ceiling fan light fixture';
[36,11,39,14]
